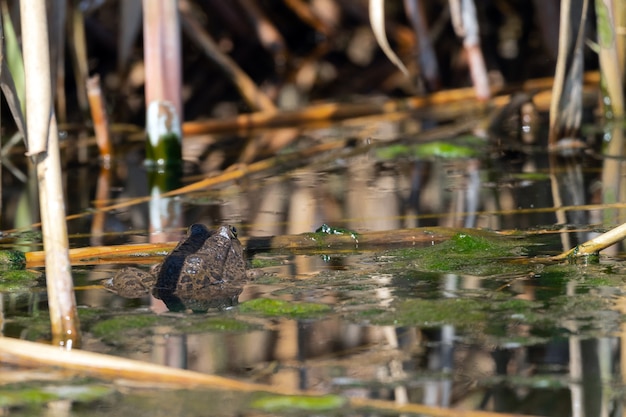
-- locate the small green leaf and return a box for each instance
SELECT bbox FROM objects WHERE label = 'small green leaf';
[376,140,480,160]
[251,394,346,412]
[413,141,478,158]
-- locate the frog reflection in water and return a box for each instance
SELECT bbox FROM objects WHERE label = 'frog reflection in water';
[105,224,247,311]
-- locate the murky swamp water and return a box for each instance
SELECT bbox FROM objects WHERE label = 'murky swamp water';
[0,112,624,417]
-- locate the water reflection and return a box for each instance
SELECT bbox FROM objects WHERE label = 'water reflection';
[114,307,621,416]
[2,112,625,415]
[51,250,626,416]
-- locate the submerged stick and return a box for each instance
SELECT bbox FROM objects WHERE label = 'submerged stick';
[554,222,626,259]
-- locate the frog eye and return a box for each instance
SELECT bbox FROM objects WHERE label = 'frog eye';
[229,225,238,238]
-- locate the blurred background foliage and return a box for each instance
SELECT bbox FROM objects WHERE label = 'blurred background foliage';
[3,0,590,132]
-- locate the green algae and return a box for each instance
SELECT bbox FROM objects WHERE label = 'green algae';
[8,312,53,341]
[77,306,108,322]
[548,293,612,318]
[250,394,346,412]
[41,384,114,403]
[250,258,283,268]
[0,269,41,291]
[301,232,330,249]
[239,298,331,318]
[91,314,161,344]
[0,384,113,408]
[366,289,614,345]
[0,270,40,281]
[381,298,487,328]
[388,232,529,275]
[90,312,258,345]
[0,250,26,268]
[491,298,543,313]
[145,132,182,168]
[0,389,59,407]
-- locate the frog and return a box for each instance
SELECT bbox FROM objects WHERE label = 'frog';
[104,224,248,311]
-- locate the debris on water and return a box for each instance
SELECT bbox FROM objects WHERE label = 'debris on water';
[315,224,359,244]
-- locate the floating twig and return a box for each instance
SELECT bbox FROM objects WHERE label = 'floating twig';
[25,227,496,268]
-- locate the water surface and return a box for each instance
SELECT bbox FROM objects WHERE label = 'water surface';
[1,112,623,417]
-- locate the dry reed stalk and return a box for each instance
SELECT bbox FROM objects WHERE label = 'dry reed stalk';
[596,1,626,223]
[48,0,66,123]
[86,75,112,162]
[143,0,182,166]
[117,0,143,76]
[614,0,626,75]
[87,75,111,245]
[601,124,625,224]
[26,242,169,268]
[182,72,601,135]
[143,0,182,118]
[464,43,489,100]
[548,0,589,145]
[20,0,80,348]
[0,337,541,417]
[595,1,624,121]
[404,0,440,91]
[449,0,489,100]
[69,6,90,115]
